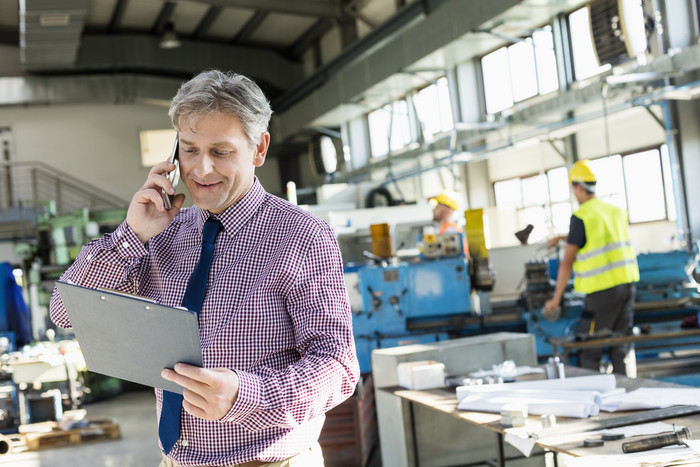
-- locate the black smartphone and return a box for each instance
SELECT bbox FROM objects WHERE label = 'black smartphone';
[161,137,180,210]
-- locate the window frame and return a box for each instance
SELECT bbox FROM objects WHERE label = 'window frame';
[480,23,560,115]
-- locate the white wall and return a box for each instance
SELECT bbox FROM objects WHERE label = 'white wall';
[0,102,282,204]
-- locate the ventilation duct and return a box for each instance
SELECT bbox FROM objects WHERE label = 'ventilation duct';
[19,0,89,71]
[589,0,648,67]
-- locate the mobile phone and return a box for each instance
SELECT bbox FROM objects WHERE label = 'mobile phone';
[161,137,180,210]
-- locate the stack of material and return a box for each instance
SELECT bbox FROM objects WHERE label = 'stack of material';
[9,410,121,454]
[456,374,616,418]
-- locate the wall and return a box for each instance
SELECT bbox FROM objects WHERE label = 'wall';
[0,102,283,204]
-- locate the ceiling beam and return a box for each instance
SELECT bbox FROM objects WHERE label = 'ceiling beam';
[233,11,268,44]
[108,0,129,32]
[192,6,223,38]
[176,0,340,18]
[285,18,335,60]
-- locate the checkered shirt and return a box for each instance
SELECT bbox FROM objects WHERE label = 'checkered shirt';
[49,178,360,466]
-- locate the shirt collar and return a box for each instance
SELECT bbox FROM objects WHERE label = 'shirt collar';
[192,177,266,238]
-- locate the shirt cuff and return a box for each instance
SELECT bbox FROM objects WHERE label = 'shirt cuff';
[110,222,148,259]
[219,370,262,423]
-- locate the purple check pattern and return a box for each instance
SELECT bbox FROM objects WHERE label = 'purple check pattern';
[49,178,360,466]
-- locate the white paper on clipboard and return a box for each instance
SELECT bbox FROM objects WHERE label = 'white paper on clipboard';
[56,281,202,394]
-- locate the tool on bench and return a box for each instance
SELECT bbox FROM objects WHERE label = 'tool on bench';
[622,426,692,453]
[532,405,700,441]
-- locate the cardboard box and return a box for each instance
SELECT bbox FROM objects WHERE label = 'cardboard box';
[397,360,446,390]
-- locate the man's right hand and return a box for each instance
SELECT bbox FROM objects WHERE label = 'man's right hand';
[126,160,186,244]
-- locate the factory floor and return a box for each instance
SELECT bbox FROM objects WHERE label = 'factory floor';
[2,389,162,467]
[1,388,383,467]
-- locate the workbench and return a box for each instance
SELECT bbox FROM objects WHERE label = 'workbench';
[379,366,700,466]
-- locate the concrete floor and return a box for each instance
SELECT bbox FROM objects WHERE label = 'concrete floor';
[1,389,383,467]
[1,389,163,467]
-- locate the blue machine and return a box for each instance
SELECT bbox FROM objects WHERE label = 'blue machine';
[353,255,473,373]
[521,257,584,358]
[523,249,700,380]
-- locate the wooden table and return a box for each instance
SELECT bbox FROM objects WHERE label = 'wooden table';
[379,367,700,466]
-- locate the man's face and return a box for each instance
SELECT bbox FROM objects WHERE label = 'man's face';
[433,203,450,222]
[177,111,269,213]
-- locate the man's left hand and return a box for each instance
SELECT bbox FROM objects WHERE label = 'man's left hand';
[162,364,239,420]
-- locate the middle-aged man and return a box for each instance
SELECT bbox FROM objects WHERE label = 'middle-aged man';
[544,159,639,376]
[50,69,360,467]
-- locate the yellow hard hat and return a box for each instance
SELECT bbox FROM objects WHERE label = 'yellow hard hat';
[569,160,597,184]
[430,190,458,211]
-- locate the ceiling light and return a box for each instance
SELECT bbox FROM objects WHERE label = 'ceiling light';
[40,13,70,27]
[160,22,181,49]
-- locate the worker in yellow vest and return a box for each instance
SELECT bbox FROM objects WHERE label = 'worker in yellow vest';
[430,190,469,256]
[544,160,639,376]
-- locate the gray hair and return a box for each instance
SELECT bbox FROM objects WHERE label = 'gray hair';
[168,70,272,146]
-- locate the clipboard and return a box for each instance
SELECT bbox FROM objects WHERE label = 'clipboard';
[55,281,202,394]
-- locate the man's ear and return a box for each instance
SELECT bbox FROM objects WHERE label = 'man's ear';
[253,132,270,167]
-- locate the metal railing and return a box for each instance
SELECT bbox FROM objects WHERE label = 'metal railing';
[1,161,129,216]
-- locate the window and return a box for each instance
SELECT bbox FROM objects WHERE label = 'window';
[494,169,569,243]
[413,77,454,138]
[367,99,412,158]
[481,26,559,114]
[493,147,674,246]
[588,149,672,223]
[139,129,177,167]
[588,155,627,210]
[623,149,668,223]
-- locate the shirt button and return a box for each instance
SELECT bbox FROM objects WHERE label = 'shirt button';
[122,241,130,249]
[87,254,93,261]
[117,231,123,237]
[181,439,189,447]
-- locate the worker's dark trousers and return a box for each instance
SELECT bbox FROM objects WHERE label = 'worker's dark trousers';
[577,283,636,376]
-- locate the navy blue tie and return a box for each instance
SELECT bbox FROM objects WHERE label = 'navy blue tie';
[159,217,222,454]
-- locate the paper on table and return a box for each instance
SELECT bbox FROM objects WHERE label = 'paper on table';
[601,387,700,412]
[456,374,616,401]
[457,390,600,418]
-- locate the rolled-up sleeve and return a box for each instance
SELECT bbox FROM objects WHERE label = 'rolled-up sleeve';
[49,221,147,328]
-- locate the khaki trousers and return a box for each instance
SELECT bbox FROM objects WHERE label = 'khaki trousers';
[159,442,324,467]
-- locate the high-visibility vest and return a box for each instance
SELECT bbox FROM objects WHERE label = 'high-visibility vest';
[572,198,639,294]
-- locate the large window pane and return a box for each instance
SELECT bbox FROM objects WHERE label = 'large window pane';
[547,167,570,202]
[521,174,549,206]
[508,39,538,102]
[482,47,514,114]
[368,105,390,157]
[414,77,454,138]
[520,206,547,242]
[389,100,412,152]
[623,149,666,222]
[589,155,627,210]
[494,178,522,208]
[533,27,559,94]
[368,100,412,158]
[551,202,573,235]
[435,77,454,132]
[569,6,611,80]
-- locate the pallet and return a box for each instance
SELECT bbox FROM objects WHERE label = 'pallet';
[21,418,121,451]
